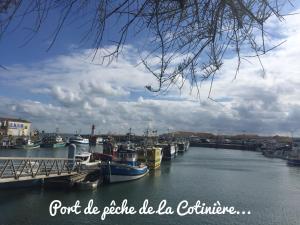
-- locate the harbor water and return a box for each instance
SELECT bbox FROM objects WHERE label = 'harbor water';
[0,147,300,225]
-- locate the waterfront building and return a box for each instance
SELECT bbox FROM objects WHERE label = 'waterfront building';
[0,117,31,136]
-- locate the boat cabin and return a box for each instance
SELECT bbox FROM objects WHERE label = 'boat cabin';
[75,152,92,164]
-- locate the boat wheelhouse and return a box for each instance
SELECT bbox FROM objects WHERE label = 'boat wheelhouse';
[157,143,176,160]
[146,146,163,170]
[41,134,66,148]
[14,137,40,149]
[69,135,89,145]
[75,152,101,169]
[287,139,300,166]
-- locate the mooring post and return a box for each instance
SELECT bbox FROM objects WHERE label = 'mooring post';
[68,144,76,171]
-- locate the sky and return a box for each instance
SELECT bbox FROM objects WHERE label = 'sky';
[1,2,300,136]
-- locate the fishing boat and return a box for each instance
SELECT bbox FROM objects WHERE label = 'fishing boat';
[101,149,148,183]
[75,152,101,169]
[157,143,176,160]
[1,136,12,149]
[176,139,190,152]
[146,146,163,169]
[14,137,40,149]
[103,140,118,156]
[185,141,190,151]
[287,139,300,166]
[89,136,104,145]
[136,146,147,162]
[96,137,103,144]
[118,141,136,152]
[69,134,89,145]
[177,141,185,153]
[174,143,179,155]
[40,134,66,148]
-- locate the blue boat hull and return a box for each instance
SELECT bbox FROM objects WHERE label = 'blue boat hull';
[102,163,148,183]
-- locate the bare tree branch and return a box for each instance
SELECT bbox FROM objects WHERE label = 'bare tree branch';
[0,0,292,96]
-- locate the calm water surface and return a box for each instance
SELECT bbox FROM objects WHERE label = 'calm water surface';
[0,147,300,225]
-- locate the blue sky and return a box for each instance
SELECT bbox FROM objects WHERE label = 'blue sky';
[1,2,300,135]
[0,1,150,65]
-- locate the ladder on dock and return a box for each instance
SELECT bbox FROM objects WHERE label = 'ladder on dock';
[0,157,81,183]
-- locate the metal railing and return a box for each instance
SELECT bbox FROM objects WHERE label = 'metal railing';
[0,157,81,183]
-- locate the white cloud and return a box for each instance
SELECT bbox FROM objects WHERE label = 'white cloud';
[52,86,82,105]
[80,80,129,97]
[1,10,300,135]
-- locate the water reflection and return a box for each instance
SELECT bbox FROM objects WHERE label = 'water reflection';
[149,169,162,177]
[1,147,300,225]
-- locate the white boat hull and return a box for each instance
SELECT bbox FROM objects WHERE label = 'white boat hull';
[109,170,149,183]
[80,162,100,169]
[70,140,89,144]
[77,181,99,190]
[14,144,40,149]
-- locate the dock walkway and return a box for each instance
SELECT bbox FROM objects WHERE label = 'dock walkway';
[0,157,81,184]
